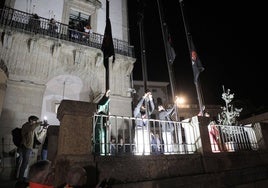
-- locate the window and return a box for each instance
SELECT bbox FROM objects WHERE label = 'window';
[69,9,91,31]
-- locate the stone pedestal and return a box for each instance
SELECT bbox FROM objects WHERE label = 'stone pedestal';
[198,116,213,154]
[54,100,97,186]
[56,100,96,155]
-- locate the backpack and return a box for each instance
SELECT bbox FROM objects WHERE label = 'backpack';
[11,127,22,147]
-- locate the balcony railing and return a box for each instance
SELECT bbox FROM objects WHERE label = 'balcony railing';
[0,6,135,57]
[93,114,260,156]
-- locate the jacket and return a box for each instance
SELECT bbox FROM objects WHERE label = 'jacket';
[21,121,41,149]
[159,105,175,132]
[134,97,155,127]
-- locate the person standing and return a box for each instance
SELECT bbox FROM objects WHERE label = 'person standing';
[95,90,110,155]
[28,14,40,33]
[133,91,155,155]
[48,18,58,36]
[83,23,92,42]
[18,115,43,181]
[158,104,176,153]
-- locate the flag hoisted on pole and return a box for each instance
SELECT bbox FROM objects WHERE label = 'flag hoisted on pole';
[189,35,204,84]
[166,31,176,65]
[101,0,115,90]
[156,0,177,115]
[101,17,115,62]
[179,0,205,115]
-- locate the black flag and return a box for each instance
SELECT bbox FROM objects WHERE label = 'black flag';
[101,17,115,63]
[167,32,176,64]
[189,36,204,83]
[101,0,114,90]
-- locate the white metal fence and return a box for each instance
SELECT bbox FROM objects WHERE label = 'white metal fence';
[92,115,261,156]
[208,123,259,152]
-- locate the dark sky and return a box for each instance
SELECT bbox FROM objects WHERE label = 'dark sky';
[127,0,267,116]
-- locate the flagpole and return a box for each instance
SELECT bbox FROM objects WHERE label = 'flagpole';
[157,0,184,153]
[179,0,204,115]
[156,0,178,119]
[105,0,109,91]
[137,0,148,92]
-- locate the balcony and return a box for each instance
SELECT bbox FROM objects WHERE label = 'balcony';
[0,6,135,58]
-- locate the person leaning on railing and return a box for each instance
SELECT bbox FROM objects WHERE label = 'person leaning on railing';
[48,18,58,34]
[28,13,40,33]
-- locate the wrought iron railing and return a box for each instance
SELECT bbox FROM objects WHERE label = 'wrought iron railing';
[0,6,135,57]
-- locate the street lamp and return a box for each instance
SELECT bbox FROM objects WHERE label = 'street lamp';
[176,96,185,104]
[175,96,187,108]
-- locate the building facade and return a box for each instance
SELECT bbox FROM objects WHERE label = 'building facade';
[0,0,135,153]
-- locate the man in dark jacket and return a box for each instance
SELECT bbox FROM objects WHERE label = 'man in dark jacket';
[18,115,42,181]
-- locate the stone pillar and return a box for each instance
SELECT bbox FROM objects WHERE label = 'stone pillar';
[54,100,97,187]
[196,116,212,154]
[56,100,96,155]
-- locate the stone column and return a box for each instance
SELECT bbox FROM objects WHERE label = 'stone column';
[196,116,212,154]
[56,99,96,155]
[54,100,97,187]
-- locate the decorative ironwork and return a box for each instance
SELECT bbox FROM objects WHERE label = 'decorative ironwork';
[0,6,134,58]
[217,86,243,126]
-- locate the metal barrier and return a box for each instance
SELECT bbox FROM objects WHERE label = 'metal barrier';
[93,115,260,156]
[92,114,199,156]
[208,123,259,153]
[0,7,135,57]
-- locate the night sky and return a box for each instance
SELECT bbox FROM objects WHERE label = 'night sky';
[127,0,267,116]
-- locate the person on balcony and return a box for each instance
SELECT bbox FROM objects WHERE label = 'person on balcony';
[133,90,155,155]
[28,14,40,34]
[82,24,92,42]
[48,18,58,36]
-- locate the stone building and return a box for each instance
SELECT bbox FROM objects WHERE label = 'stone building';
[1,2,268,187]
[0,0,135,153]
